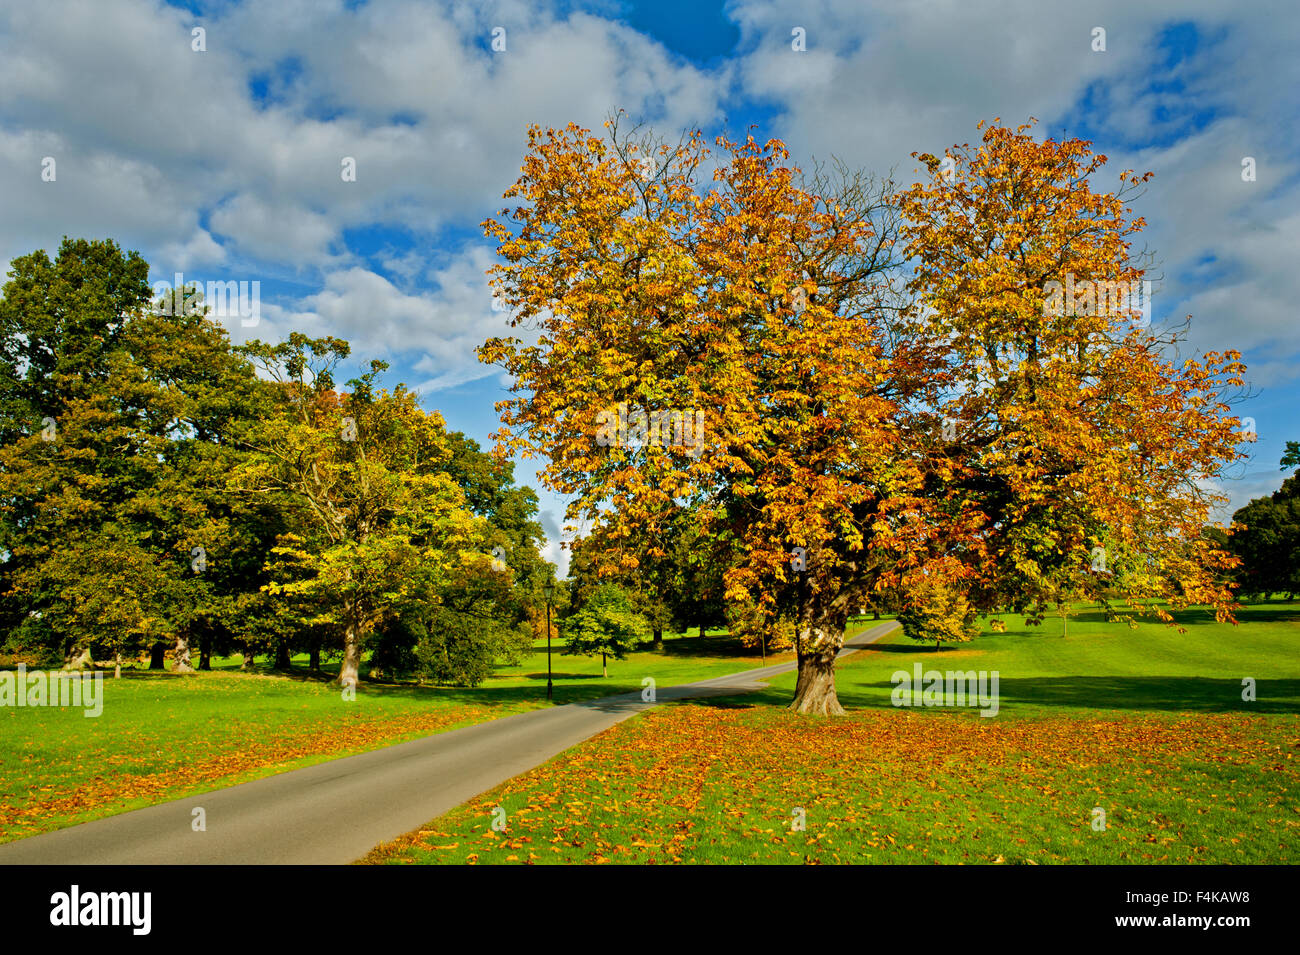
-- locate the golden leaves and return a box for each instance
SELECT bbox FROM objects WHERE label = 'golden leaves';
[365,701,1298,865]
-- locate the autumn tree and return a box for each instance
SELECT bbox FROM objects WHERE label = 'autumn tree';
[724,595,796,660]
[480,116,1246,715]
[896,572,980,650]
[898,119,1245,629]
[481,119,911,714]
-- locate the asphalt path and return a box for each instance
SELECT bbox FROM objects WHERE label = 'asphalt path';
[0,619,899,864]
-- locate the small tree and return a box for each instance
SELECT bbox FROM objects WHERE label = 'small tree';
[897,575,979,651]
[1280,441,1300,472]
[725,596,796,661]
[563,583,649,677]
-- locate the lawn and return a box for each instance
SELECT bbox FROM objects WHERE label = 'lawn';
[362,601,1300,865]
[0,625,798,843]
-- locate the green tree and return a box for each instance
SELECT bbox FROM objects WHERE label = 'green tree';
[1280,441,1300,471]
[563,582,649,677]
[1228,467,1300,599]
[0,242,265,671]
[565,518,680,650]
[665,516,728,641]
[0,238,152,663]
[364,429,547,683]
[440,430,550,656]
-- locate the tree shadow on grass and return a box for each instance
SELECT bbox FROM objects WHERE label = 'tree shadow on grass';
[518,672,607,681]
[1234,607,1300,624]
[855,642,935,654]
[95,661,343,684]
[650,620,886,660]
[832,676,1300,714]
[91,664,637,708]
[650,632,769,660]
[977,601,1300,629]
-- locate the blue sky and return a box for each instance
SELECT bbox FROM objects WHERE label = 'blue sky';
[2,0,1296,574]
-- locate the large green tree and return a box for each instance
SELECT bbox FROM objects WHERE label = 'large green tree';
[0,242,264,671]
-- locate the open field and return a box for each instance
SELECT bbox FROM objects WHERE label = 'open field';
[0,626,796,843]
[362,602,1300,865]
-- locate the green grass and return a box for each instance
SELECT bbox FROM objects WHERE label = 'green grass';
[755,602,1300,717]
[363,601,1300,865]
[0,625,797,842]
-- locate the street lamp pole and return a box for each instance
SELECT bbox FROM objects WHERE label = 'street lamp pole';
[543,582,555,701]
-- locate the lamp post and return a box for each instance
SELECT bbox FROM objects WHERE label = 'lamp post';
[543,582,555,701]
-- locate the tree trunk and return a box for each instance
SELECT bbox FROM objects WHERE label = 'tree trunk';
[602,651,607,678]
[149,642,166,670]
[310,644,321,671]
[873,609,880,620]
[274,639,291,670]
[241,646,256,670]
[113,652,122,679]
[652,628,662,651]
[199,635,211,671]
[173,632,194,673]
[789,625,845,716]
[699,623,705,639]
[339,620,362,687]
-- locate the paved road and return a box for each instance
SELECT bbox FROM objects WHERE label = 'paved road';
[0,620,899,865]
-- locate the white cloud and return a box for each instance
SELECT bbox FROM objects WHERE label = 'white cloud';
[238,245,519,393]
[208,193,343,268]
[1208,468,1290,525]
[721,0,1300,386]
[0,0,728,280]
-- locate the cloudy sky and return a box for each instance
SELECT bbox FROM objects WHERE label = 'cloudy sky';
[2,0,1295,574]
